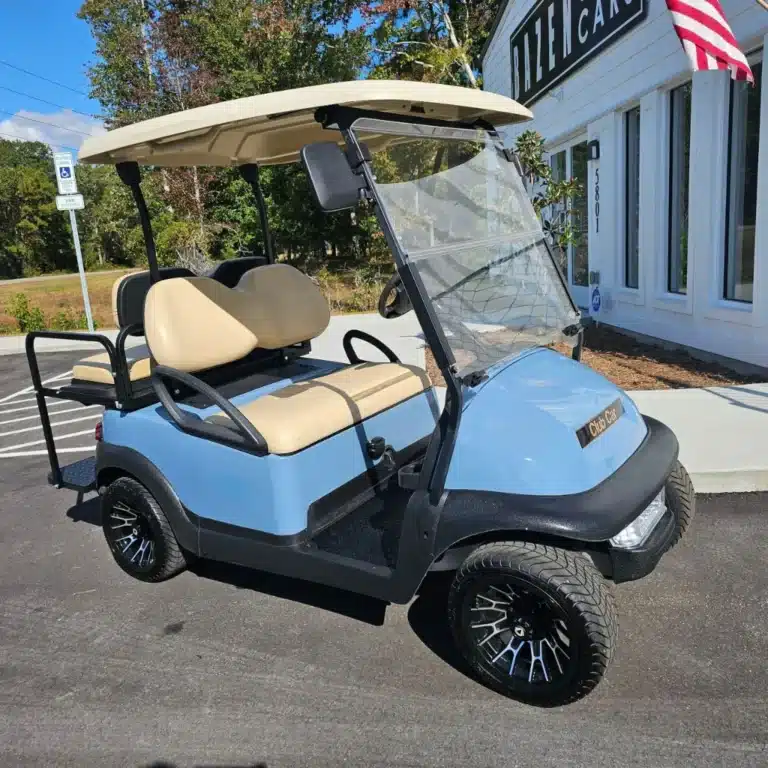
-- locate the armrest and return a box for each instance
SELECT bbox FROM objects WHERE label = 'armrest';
[343,329,400,364]
[25,330,130,400]
[151,365,268,455]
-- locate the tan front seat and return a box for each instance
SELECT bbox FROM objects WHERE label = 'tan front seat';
[206,362,431,454]
[143,263,431,454]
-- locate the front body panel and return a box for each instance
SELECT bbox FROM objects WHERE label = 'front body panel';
[446,348,648,496]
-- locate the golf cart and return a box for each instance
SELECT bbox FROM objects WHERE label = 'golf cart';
[26,80,694,707]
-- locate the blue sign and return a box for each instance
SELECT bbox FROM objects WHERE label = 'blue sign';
[59,167,72,179]
[591,286,601,313]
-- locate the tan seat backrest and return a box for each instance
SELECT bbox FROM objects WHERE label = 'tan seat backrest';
[111,273,132,328]
[144,263,330,372]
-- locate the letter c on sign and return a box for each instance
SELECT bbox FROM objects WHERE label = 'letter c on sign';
[578,8,589,43]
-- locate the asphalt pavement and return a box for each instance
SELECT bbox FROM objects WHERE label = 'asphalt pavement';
[0,352,767,767]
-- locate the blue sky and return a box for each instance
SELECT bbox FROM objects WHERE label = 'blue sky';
[0,1,103,151]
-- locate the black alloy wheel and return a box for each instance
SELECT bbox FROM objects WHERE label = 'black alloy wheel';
[449,542,618,707]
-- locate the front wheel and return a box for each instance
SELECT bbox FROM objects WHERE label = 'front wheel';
[448,542,618,707]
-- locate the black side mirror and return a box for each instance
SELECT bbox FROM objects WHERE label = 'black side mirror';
[300,142,364,213]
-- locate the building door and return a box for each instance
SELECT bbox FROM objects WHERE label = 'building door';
[550,139,590,308]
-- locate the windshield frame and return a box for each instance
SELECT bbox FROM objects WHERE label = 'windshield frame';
[320,105,582,502]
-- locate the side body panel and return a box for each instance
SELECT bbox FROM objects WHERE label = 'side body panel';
[102,357,439,537]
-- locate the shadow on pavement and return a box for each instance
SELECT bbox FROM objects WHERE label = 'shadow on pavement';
[64,493,388,626]
[144,763,267,767]
[189,559,388,626]
[407,573,476,685]
[66,495,101,526]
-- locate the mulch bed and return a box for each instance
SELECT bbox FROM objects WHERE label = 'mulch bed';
[424,324,766,391]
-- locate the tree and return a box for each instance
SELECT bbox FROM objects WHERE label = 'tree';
[361,0,495,87]
[513,130,582,266]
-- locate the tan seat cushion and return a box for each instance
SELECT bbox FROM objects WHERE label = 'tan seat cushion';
[206,362,431,454]
[144,264,330,372]
[72,344,152,385]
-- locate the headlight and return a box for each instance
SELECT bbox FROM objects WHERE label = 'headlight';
[610,489,667,549]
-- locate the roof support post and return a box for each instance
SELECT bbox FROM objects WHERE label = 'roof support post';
[239,164,275,264]
[116,161,160,284]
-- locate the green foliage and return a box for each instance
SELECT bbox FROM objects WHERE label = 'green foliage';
[5,292,95,333]
[1,1,504,282]
[7,293,46,333]
[513,130,583,255]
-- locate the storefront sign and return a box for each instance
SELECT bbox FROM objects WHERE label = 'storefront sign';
[509,0,648,106]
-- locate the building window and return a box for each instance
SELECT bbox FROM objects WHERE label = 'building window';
[725,60,762,303]
[625,107,641,289]
[668,83,691,295]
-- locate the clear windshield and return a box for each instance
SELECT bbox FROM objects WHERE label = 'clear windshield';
[354,119,581,377]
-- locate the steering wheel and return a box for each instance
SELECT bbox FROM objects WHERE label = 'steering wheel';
[377,273,412,319]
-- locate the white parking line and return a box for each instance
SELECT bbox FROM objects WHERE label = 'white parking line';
[0,405,100,427]
[0,400,83,416]
[0,429,94,454]
[0,447,94,458]
[0,369,73,406]
[0,414,101,439]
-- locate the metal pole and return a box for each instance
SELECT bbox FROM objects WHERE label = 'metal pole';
[68,209,94,332]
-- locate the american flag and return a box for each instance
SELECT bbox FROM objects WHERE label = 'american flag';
[666,0,754,83]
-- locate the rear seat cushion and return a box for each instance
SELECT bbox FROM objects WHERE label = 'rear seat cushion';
[205,362,432,454]
[144,263,330,372]
[72,344,152,385]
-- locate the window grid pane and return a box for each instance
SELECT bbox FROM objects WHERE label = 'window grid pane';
[625,107,641,289]
[668,83,691,295]
[725,60,762,303]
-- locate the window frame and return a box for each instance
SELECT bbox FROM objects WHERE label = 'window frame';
[667,82,692,296]
[723,58,763,304]
[624,106,642,290]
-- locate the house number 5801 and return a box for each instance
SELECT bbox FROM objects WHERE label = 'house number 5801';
[594,168,600,234]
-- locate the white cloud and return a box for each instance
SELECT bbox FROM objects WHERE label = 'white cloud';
[0,109,105,154]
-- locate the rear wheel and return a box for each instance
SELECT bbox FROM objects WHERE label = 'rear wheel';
[448,542,618,707]
[101,476,187,582]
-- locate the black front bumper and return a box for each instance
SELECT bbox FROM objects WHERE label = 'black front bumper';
[607,504,679,584]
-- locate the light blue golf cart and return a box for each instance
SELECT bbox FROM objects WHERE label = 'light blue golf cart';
[26,81,694,706]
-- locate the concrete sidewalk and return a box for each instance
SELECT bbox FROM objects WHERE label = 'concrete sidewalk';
[0,313,427,365]
[631,384,768,494]
[2,315,765,492]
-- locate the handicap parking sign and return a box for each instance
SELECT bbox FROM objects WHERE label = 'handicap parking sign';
[53,152,77,195]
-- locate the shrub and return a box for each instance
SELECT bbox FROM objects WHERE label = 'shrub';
[7,293,46,333]
[50,308,94,331]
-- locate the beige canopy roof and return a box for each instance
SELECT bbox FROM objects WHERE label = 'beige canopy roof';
[78,80,532,167]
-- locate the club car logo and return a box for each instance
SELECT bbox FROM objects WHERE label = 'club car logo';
[509,0,648,107]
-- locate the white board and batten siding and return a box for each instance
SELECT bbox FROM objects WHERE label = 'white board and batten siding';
[483,0,768,369]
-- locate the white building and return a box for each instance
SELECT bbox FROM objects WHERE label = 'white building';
[482,0,768,369]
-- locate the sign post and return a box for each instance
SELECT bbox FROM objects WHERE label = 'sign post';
[53,153,94,332]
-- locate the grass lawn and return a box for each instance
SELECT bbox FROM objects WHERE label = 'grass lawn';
[0,270,136,334]
[0,266,382,335]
